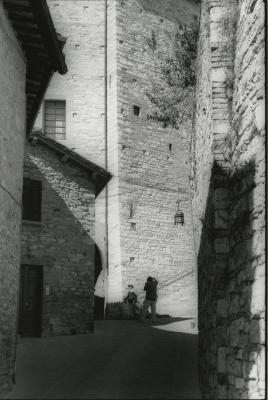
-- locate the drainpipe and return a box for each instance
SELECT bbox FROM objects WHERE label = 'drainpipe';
[104,0,108,318]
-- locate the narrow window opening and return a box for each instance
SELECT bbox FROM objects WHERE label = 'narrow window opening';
[169,143,172,152]
[130,203,134,218]
[131,222,136,230]
[133,105,140,116]
[22,178,42,222]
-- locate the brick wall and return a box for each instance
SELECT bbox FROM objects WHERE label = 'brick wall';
[107,0,200,318]
[192,0,265,398]
[21,141,96,336]
[0,3,26,396]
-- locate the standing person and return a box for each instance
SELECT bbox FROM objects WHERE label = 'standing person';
[141,276,158,324]
[124,284,137,319]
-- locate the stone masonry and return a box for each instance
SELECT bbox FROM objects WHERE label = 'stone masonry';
[33,0,108,279]
[34,0,200,320]
[191,0,265,398]
[107,0,200,318]
[21,138,100,336]
[0,3,26,395]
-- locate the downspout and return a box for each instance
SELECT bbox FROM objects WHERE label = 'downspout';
[104,0,108,318]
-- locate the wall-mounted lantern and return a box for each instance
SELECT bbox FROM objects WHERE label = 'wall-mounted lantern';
[174,199,184,226]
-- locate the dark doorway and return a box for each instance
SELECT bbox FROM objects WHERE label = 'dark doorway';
[94,245,104,320]
[18,265,43,337]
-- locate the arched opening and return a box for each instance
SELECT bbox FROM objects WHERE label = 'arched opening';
[94,245,104,320]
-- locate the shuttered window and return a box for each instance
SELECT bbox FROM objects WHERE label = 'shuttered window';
[22,178,42,222]
[44,100,66,139]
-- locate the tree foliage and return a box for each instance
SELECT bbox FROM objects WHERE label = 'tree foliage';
[146,29,198,129]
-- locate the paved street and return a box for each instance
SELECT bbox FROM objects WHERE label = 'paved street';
[7,319,201,399]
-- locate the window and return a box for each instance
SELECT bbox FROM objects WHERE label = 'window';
[22,178,42,222]
[44,100,66,139]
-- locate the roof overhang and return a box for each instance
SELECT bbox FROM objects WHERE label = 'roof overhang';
[3,0,68,134]
[29,132,112,196]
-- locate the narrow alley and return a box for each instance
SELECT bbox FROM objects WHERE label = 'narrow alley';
[7,319,200,399]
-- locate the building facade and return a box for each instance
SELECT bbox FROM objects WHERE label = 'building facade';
[34,0,200,320]
[0,0,67,395]
[20,133,110,337]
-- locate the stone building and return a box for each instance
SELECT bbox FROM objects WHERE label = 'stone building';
[191,0,265,398]
[33,0,201,320]
[20,132,111,337]
[0,0,67,395]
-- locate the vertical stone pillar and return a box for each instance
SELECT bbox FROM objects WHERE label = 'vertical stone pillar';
[209,1,237,398]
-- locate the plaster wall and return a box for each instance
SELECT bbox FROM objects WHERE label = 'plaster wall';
[0,3,26,395]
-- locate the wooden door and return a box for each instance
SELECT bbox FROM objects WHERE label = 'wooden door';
[18,265,43,337]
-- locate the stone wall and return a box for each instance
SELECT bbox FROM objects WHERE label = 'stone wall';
[33,0,200,320]
[34,0,105,168]
[192,0,265,398]
[106,0,200,318]
[33,0,108,296]
[21,140,96,336]
[226,0,265,397]
[0,3,26,396]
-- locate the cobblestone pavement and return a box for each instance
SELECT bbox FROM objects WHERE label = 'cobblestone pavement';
[7,319,201,399]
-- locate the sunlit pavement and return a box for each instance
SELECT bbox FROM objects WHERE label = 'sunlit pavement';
[7,319,201,399]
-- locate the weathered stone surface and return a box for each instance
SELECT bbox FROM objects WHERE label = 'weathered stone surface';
[218,347,227,373]
[217,299,228,317]
[214,238,229,253]
[192,0,265,398]
[0,3,26,396]
[235,377,245,390]
[35,0,200,319]
[21,142,96,336]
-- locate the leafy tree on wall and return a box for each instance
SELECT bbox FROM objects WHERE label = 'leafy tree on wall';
[146,28,198,129]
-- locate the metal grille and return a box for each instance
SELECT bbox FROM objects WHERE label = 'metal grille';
[44,100,66,139]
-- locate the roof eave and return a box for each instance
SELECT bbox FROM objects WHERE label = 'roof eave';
[28,0,67,74]
[29,132,112,196]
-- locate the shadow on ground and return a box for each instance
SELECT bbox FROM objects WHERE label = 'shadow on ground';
[7,320,201,400]
[141,316,194,326]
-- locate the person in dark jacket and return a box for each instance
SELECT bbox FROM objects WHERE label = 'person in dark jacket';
[141,276,158,323]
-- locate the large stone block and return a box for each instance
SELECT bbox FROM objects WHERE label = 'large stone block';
[214,210,229,229]
[214,237,229,253]
[235,377,245,390]
[218,347,227,372]
[217,299,228,317]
